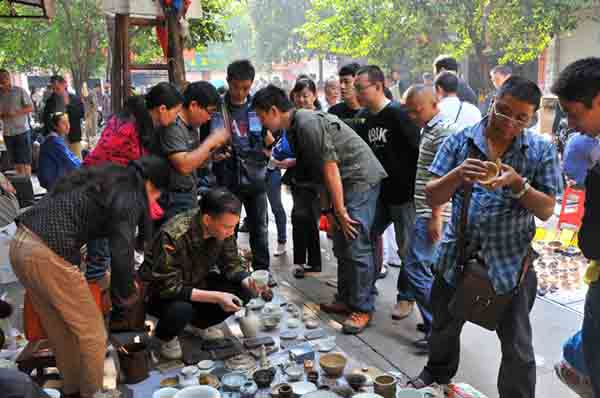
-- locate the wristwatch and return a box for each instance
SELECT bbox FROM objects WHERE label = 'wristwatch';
[509,178,530,199]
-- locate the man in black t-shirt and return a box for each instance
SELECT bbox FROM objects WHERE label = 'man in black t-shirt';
[329,63,363,123]
[156,82,229,222]
[354,65,421,321]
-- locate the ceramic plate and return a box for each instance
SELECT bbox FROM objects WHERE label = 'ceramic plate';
[280,330,298,340]
[302,391,341,398]
[290,381,318,396]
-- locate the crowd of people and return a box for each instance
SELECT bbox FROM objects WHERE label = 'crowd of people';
[0,54,599,398]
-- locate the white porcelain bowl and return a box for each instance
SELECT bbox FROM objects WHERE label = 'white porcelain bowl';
[174,386,221,398]
[153,387,180,398]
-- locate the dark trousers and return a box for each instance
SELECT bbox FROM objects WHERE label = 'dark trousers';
[421,272,537,398]
[235,190,270,270]
[583,281,600,397]
[291,186,321,267]
[149,275,251,341]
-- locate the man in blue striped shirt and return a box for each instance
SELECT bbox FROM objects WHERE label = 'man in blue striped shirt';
[413,77,563,398]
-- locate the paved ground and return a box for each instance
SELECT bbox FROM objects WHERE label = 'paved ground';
[245,188,584,398]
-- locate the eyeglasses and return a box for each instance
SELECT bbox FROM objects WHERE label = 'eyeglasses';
[354,83,375,93]
[492,103,530,127]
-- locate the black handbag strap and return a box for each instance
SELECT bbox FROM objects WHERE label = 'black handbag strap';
[456,141,532,289]
[456,143,478,270]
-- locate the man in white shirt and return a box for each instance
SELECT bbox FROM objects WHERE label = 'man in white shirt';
[434,71,482,131]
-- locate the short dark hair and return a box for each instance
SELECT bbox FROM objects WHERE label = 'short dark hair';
[491,65,512,77]
[433,55,458,74]
[434,71,459,94]
[252,85,295,113]
[50,75,66,84]
[227,59,255,82]
[200,188,242,217]
[183,81,219,108]
[551,57,600,108]
[145,82,183,110]
[357,65,385,85]
[339,63,361,78]
[497,76,542,112]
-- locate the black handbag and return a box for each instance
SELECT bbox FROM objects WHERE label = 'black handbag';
[447,145,532,331]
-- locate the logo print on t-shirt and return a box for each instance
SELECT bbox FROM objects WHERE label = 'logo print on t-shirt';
[368,127,388,146]
[232,119,249,137]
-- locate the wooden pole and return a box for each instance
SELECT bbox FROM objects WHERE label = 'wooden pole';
[111,13,130,114]
[166,11,186,89]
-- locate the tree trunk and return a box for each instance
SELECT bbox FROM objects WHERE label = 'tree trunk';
[105,15,115,83]
[167,11,186,89]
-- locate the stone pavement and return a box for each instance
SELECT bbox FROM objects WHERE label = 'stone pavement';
[242,188,584,398]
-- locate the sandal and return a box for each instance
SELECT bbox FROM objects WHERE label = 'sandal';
[293,266,305,279]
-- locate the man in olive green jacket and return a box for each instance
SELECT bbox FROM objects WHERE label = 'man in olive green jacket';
[141,188,264,360]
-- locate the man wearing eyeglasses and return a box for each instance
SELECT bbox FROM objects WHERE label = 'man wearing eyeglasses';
[155,81,229,222]
[353,65,421,325]
[551,57,600,398]
[411,76,562,398]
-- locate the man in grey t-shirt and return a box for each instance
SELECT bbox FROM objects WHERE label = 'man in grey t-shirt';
[252,85,387,335]
[0,69,33,176]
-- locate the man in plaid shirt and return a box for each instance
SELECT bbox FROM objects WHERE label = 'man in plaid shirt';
[413,76,563,398]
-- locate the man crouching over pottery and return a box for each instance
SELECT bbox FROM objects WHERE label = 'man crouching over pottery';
[141,188,267,360]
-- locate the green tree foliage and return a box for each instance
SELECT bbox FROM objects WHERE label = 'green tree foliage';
[248,0,312,66]
[0,0,106,92]
[301,0,593,85]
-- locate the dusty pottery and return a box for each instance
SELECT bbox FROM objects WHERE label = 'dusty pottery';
[373,375,397,398]
[222,372,247,391]
[280,330,298,340]
[253,368,276,389]
[290,381,318,396]
[240,381,259,398]
[240,309,260,338]
[284,364,304,381]
[304,319,319,329]
[198,374,221,389]
[286,319,302,329]
[319,353,347,378]
[306,371,319,384]
[345,374,367,391]
[278,384,293,398]
[225,354,257,375]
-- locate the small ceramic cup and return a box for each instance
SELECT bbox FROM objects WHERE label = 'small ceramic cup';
[373,375,397,398]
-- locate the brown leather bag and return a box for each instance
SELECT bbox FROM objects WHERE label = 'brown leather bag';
[447,145,531,331]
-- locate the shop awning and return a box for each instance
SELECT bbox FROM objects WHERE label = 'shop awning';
[0,0,56,19]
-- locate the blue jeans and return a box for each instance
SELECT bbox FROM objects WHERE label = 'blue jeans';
[236,190,270,270]
[266,169,287,243]
[372,201,416,302]
[332,183,380,313]
[403,217,444,333]
[583,281,600,397]
[85,238,110,281]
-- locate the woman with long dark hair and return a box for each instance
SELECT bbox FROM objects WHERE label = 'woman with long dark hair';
[81,83,183,305]
[10,156,170,398]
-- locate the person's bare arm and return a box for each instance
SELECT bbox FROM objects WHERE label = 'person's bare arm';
[169,129,230,175]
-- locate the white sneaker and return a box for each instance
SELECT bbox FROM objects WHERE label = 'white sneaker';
[274,242,287,256]
[160,337,182,360]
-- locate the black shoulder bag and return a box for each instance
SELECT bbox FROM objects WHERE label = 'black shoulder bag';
[447,144,532,331]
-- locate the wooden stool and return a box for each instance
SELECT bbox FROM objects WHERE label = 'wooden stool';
[16,339,57,382]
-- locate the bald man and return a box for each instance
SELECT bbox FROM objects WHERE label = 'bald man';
[402,85,461,348]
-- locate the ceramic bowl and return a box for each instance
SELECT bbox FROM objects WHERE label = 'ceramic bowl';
[198,360,216,371]
[222,372,248,391]
[262,316,281,330]
[284,365,304,381]
[174,386,220,398]
[353,394,384,398]
[153,387,179,398]
[319,353,347,378]
[478,161,500,185]
[262,302,282,316]
[199,373,221,389]
[286,318,302,329]
[345,373,367,390]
